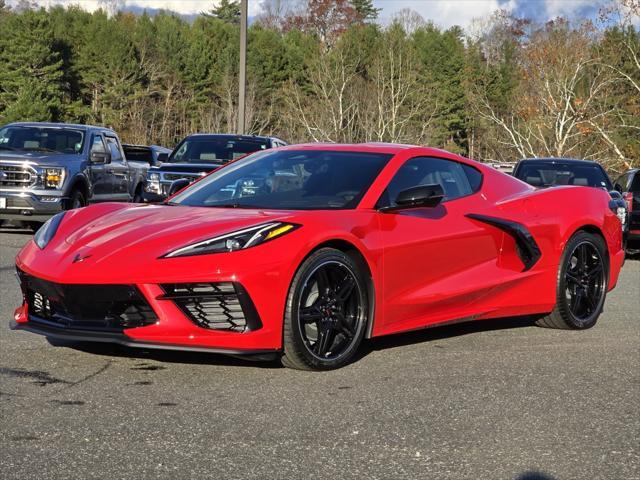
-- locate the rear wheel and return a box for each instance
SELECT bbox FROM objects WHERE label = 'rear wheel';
[281,248,369,370]
[536,231,608,330]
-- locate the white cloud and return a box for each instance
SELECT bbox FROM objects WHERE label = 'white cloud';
[375,0,507,29]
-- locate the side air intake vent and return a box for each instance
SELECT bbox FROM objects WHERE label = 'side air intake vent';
[159,283,262,332]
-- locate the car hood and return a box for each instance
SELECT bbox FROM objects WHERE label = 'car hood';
[0,151,82,167]
[153,162,224,174]
[55,203,292,267]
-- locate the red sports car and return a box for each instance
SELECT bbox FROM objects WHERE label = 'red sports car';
[12,144,625,370]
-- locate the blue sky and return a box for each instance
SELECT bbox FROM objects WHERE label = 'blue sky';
[7,0,610,28]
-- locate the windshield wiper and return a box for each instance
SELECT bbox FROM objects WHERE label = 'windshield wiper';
[210,203,261,209]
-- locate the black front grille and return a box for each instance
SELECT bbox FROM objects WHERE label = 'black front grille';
[163,173,199,182]
[0,165,33,187]
[19,271,158,331]
[159,283,261,332]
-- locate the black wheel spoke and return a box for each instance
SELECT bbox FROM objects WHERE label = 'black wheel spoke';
[335,275,355,303]
[335,311,355,338]
[565,271,580,284]
[315,268,331,295]
[300,306,322,324]
[586,263,602,279]
[314,326,335,356]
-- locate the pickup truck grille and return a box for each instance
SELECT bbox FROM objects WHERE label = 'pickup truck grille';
[0,164,36,188]
[163,173,201,182]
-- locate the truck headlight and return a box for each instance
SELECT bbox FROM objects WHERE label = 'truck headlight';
[145,172,161,193]
[44,168,65,189]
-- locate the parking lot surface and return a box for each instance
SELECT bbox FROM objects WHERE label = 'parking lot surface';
[1,226,638,480]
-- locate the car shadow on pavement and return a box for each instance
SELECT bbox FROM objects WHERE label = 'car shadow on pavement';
[51,340,282,369]
[516,472,557,480]
[53,315,540,369]
[358,315,539,360]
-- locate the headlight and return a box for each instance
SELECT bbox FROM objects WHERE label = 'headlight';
[34,212,66,249]
[163,222,300,258]
[44,168,65,189]
[145,173,161,193]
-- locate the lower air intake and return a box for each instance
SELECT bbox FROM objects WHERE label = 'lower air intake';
[159,283,262,332]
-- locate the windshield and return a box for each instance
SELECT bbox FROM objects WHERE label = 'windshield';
[170,149,393,210]
[515,162,612,189]
[0,126,84,154]
[169,137,270,164]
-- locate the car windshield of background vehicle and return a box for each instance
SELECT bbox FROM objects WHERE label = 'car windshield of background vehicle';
[0,126,84,154]
[169,138,271,164]
[516,162,612,189]
[170,149,393,210]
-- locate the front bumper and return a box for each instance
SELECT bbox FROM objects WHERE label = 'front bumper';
[0,190,64,221]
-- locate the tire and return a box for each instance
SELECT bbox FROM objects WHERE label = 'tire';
[132,185,143,203]
[281,248,370,371]
[536,231,608,330]
[65,189,86,211]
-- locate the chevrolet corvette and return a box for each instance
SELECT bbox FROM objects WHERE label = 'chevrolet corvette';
[12,144,625,370]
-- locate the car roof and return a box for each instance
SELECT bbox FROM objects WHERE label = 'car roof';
[518,157,599,165]
[277,142,444,156]
[185,133,275,141]
[5,122,116,135]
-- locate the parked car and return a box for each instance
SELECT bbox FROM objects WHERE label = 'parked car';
[488,162,516,175]
[12,144,624,370]
[513,158,628,232]
[122,144,172,167]
[143,133,287,202]
[0,122,149,227]
[613,168,640,251]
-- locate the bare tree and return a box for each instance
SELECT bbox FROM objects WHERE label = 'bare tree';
[391,8,426,35]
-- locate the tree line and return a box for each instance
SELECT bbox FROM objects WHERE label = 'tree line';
[0,0,638,171]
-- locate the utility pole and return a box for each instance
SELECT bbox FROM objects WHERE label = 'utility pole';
[237,0,248,135]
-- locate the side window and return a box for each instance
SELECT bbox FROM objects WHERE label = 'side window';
[379,156,481,208]
[91,134,106,153]
[104,136,123,161]
[631,172,640,193]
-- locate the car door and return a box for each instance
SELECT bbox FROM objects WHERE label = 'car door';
[88,133,113,201]
[104,135,131,200]
[377,156,504,334]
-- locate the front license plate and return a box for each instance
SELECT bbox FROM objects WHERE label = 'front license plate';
[0,197,6,209]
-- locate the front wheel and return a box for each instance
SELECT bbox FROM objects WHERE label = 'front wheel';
[281,248,370,370]
[65,189,86,211]
[536,231,608,330]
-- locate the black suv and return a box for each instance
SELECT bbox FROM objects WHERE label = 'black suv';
[614,169,640,250]
[513,157,628,232]
[0,122,149,226]
[143,134,287,202]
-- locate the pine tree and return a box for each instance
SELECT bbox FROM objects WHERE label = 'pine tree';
[0,10,65,122]
[208,0,241,24]
[351,0,380,22]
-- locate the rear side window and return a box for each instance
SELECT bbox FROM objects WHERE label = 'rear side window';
[379,156,482,208]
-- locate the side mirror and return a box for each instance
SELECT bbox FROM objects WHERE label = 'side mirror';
[381,184,445,212]
[157,153,169,163]
[90,151,111,164]
[609,190,623,200]
[167,178,190,197]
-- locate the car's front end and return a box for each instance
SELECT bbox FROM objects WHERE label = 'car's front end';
[11,202,311,354]
[0,158,71,222]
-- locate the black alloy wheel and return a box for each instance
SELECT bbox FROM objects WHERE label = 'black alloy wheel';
[536,231,608,330]
[282,248,369,370]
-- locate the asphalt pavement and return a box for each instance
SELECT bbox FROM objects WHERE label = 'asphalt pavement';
[1,226,638,480]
